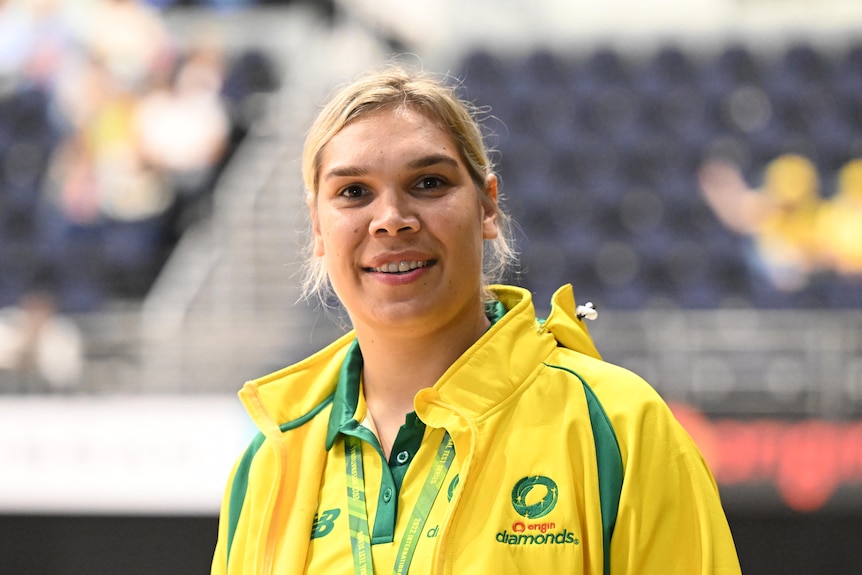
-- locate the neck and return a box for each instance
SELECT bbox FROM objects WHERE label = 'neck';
[356,305,490,457]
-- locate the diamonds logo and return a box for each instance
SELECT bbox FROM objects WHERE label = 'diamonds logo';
[511,475,558,519]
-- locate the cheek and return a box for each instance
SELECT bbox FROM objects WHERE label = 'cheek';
[315,217,364,260]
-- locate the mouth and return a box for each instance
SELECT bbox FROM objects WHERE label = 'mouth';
[366,260,434,274]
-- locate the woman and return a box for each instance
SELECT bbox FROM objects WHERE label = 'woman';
[212,66,741,574]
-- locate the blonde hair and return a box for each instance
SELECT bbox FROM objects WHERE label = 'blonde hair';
[299,65,516,302]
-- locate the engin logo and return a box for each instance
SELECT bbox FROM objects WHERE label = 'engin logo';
[495,476,580,546]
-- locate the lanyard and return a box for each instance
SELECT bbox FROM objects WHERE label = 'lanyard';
[344,432,455,575]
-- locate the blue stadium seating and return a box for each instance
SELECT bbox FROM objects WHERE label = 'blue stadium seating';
[458,43,862,309]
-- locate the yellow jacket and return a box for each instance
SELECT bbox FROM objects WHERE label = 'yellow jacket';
[212,284,740,574]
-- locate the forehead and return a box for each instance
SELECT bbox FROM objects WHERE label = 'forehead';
[320,106,462,169]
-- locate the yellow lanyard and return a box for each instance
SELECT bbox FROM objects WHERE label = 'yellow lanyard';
[344,432,455,575]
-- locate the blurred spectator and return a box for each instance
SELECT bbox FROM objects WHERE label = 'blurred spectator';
[698,154,822,293]
[7,0,270,307]
[85,0,173,92]
[86,82,173,224]
[816,159,862,278]
[0,0,71,82]
[0,289,83,390]
[54,51,115,134]
[38,130,109,311]
[135,27,230,228]
[1,0,281,312]
[42,130,100,225]
[0,0,33,83]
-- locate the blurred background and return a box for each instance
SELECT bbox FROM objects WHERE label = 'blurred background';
[1,0,861,572]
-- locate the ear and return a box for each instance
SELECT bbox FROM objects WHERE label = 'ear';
[309,197,325,257]
[481,173,500,240]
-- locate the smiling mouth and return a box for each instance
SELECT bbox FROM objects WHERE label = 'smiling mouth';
[367,260,433,274]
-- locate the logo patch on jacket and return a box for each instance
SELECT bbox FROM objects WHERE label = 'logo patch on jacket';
[495,476,580,546]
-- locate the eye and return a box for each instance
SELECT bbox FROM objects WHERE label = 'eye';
[416,176,444,190]
[339,184,366,199]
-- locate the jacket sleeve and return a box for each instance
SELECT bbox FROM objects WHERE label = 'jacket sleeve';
[211,458,242,575]
[607,386,741,574]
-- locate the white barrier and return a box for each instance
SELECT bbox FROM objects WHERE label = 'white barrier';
[0,395,255,514]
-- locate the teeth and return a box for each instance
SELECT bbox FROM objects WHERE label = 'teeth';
[374,260,429,273]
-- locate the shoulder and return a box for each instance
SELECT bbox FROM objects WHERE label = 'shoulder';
[544,346,664,412]
[542,347,686,462]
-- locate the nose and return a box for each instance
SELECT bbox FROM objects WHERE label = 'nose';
[370,191,420,236]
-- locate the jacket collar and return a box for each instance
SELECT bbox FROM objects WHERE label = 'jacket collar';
[324,338,363,450]
[323,300,509,450]
[240,284,599,435]
[415,284,602,426]
[413,285,554,425]
[238,329,355,437]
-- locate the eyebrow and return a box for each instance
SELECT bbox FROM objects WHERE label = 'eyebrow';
[407,154,460,170]
[323,165,368,181]
[322,154,460,182]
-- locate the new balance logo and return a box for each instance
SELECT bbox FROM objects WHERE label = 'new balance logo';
[310,508,341,540]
